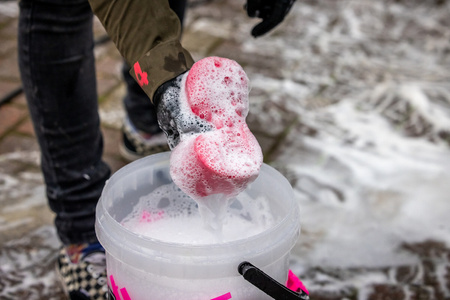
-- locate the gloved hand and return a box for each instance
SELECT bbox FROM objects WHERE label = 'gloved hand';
[245,0,296,37]
[155,72,213,150]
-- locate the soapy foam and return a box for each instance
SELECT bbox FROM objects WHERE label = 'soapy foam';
[185,57,249,124]
[121,182,275,244]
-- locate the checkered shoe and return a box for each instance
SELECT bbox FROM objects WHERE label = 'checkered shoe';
[57,245,108,300]
[119,117,169,162]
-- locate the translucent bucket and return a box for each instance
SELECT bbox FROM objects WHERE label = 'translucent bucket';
[96,152,300,300]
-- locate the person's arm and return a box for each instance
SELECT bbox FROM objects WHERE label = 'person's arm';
[88,0,194,102]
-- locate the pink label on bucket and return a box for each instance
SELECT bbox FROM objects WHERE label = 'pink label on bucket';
[211,292,232,300]
[109,274,232,300]
[109,275,131,300]
[286,270,309,295]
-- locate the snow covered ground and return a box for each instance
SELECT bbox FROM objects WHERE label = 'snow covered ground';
[1,0,450,299]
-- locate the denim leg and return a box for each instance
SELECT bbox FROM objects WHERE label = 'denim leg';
[18,0,110,245]
[123,0,187,134]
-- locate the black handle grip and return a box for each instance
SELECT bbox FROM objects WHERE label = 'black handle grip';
[238,262,309,300]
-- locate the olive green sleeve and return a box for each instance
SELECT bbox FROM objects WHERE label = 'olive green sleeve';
[88,0,194,102]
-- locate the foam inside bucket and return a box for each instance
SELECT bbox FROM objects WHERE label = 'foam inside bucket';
[96,152,300,300]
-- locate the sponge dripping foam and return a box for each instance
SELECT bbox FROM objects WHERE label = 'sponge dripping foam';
[169,57,263,233]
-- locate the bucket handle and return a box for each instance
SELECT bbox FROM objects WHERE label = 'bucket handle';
[238,262,309,300]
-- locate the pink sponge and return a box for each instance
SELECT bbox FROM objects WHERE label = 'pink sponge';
[170,57,262,200]
[186,56,249,124]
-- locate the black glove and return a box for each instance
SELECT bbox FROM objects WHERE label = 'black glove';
[155,73,213,149]
[245,0,295,37]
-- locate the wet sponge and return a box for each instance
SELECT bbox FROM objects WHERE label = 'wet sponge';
[170,57,263,200]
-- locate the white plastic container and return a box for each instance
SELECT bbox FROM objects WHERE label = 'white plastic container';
[96,152,300,300]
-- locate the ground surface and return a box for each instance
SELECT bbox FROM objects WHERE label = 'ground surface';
[1,0,450,299]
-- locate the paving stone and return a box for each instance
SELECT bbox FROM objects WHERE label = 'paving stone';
[96,47,123,98]
[0,134,39,154]
[9,91,27,107]
[95,40,123,62]
[16,116,35,137]
[96,45,124,77]
[99,82,126,130]
[0,50,20,80]
[0,79,20,99]
[182,18,234,57]
[0,2,19,20]
[93,16,107,39]
[0,14,17,38]
[0,11,11,24]
[212,40,286,79]
[0,179,52,245]
[101,126,127,173]
[0,36,16,58]
[183,30,225,59]
[97,75,121,100]
[0,105,27,137]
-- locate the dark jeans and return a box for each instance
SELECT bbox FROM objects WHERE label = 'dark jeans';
[18,0,186,245]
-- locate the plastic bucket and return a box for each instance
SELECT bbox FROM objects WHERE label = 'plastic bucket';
[96,152,300,300]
